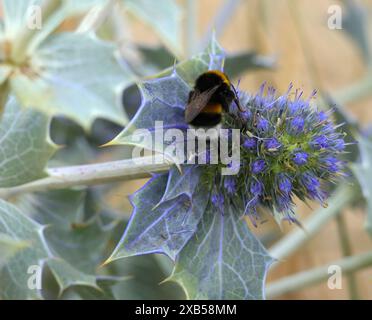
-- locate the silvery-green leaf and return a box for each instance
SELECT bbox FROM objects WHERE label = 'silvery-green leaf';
[351,135,372,235]
[0,199,102,299]
[123,0,182,56]
[0,65,12,85]
[137,45,275,80]
[44,257,99,296]
[60,277,118,300]
[19,189,87,229]
[137,45,175,73]
[0,98,56,187]
[224,51,276,79]
[18,189,116,274]
[101,219,185,300]
[173,36,225,85]
[45,221,114,274]
[108,254,185,300]
[160,165,207,203]
[170,203,273,300]
[65,0,104,14]
[1,0,44,40]
[109,70,189,164]
[0,200,49,299]
[108,169,212,261]
[0,233,29,269]
[0,0,98,39]
[0,0,105,58]
[109,37,224,161]
[10,33,134,130]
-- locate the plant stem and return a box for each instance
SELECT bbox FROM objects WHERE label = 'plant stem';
[333,75,372,105]
[0,155,170,199]
[266,251,372,299]
[335,214,360,299]
[269,184,356,266]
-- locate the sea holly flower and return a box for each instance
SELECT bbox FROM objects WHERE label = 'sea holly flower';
[223,176,237,194]
[250,180,264,195]
[300,171,326,202]
[277,194,292,212]
[293,151,309,166]
[310,135,329,150]
[277,174,292,194]
[257,117,270,132]
[290,116,305,134]
[241,110,252,121]
[251,159,267,174]
[242,137,257,150]
[334,138,346,151]
[108,40,347,300]
[264,138,281,151]
[317,111,328,122]
[321,156,342,173]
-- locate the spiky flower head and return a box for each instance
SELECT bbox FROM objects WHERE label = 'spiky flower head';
[215,83,347,223]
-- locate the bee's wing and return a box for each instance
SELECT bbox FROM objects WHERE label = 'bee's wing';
[184,85,220,123]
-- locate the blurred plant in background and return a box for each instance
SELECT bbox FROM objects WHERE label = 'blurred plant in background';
[0,0,371,300]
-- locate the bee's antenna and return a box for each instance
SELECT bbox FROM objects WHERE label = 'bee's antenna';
[231,83,243,112]
[236,79,241,92]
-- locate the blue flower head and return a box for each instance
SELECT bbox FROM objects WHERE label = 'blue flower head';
[241,110,252,121]
[317,111,328,122]
[250,180,264,195]
[243,137,257,150]
[257,117,270,132]
[277,174,292,194]
[334,139,346,151]
[264,138,281,151]
[310,135,329,150]
[322,156,340,173]
[251,159,266,174]
[293,151,309,166]
[290,116,305,134]
[224,176,237,194]
[212,83,347,218]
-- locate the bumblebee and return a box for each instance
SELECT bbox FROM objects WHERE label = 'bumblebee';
[185,70,243,128]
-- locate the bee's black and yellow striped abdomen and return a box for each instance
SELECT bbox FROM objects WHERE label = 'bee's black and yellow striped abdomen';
[188,103,223,127]
[187,71,235,127]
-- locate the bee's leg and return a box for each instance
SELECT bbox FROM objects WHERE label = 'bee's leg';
[234,98,244,112]
[222,100,231,113]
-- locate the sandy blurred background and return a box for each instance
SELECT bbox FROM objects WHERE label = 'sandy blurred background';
[128,0,372,299]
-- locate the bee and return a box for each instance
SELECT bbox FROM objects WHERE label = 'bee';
[185,70,243,131]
